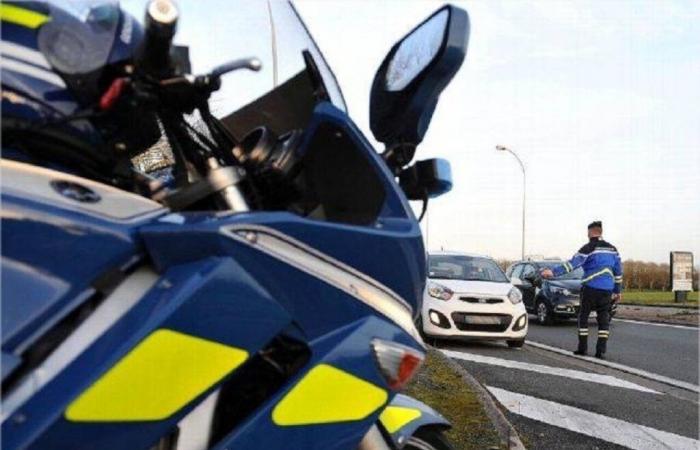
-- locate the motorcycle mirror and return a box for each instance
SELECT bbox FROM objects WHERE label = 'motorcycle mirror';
[370,5,469,169]
[398,158,453,200]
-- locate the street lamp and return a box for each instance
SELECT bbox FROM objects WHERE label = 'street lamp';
[496,145,526,260]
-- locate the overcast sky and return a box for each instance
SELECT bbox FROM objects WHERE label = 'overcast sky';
[121,0,700,264]
[295,0,700,263]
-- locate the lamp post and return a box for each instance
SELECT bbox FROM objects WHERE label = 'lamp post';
[496,145,526,260]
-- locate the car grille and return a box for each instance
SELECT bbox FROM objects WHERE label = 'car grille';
[451,313,512,332]
[459,296,504,304]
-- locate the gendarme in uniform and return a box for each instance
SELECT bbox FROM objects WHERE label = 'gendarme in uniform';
[547,221,623,358]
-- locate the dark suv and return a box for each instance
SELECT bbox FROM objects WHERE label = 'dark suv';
[506,260,618,325]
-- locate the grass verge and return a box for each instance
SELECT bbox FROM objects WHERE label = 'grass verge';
[621,290,698,308]
[404,348,505,450]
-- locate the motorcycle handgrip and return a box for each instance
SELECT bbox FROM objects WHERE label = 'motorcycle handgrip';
[137,0,179,77]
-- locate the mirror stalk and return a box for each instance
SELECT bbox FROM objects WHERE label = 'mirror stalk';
[381,143,417,175]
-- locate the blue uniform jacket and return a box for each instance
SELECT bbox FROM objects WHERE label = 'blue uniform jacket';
[552,237,623,293]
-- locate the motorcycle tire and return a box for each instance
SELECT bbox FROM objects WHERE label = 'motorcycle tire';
[404,427,454,450]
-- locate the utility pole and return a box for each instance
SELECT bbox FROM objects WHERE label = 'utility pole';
[496,145,526,260]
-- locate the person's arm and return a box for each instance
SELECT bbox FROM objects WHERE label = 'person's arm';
[612,251,623,296]
[543,245,589,278]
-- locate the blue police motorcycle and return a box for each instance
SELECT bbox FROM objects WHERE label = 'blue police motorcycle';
[1,1,469,449]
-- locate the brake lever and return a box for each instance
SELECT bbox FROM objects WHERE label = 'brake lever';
[210,57,262,78]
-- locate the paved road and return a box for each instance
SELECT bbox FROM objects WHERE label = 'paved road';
[528,317,699,384]
[438,318,699,449]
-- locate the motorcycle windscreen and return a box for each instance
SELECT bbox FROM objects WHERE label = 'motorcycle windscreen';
[219,0,348,140]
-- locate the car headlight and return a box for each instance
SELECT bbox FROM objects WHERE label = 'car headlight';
[508,287,522,304]
[427,282,454,301]
[551,287,571,296]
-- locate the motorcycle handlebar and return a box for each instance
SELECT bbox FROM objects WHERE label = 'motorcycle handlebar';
[137,0,179,77]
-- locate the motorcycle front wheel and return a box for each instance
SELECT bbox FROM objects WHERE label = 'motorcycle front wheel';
[404,427,454,450]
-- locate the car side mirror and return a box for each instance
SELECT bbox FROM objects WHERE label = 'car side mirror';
[510,277,523,287]
[370,5,469,171]
[398,158,452,200]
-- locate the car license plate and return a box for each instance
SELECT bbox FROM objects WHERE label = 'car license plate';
[463,316,501,325]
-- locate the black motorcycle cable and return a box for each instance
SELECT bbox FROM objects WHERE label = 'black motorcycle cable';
[159,113,194,185]
[417,190,429,222]
[182,119,217,154]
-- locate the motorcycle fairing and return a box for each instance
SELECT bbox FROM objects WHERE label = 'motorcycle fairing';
[0,159,164,359]
[210,316,408,450]
[3,257,293,450]
[143,102,428,313]
[380,394,451,448]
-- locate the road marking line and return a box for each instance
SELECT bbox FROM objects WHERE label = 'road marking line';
[441,349,659,394]
[487,386,699,450]
[613,318,698,330]
[526,341,700,393]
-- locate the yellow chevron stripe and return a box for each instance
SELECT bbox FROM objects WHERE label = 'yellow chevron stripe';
[379,406,422,434]
[0,4,49,29]
[66,329,248,421]
[272,364,387,426]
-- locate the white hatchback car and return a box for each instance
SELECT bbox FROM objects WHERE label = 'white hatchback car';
[420,251,528,347]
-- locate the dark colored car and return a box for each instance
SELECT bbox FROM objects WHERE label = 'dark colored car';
[506,260,618,325]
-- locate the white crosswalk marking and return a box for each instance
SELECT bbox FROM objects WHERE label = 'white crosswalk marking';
[441,349,659,394]
[488,386,699,450]
[526,341,700,393]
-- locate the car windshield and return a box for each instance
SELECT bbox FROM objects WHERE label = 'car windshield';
[428,255,509,283]
[540,262,584,280]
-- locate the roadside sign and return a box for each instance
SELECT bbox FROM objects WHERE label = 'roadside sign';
[670,252,693,296]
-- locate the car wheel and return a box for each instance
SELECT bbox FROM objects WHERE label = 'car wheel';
[404,427,454,450]
[416,315,427,338]
[416,316,439,347]
[536,300,553,325]
[507,339,525,348]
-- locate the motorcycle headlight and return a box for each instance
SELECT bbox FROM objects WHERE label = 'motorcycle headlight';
[427,282,454,301]
[508,287,522,304]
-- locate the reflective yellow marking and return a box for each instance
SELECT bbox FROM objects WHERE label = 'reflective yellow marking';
[65,329,248,422]
[0,4,49,29]
[379,406,422,434]
[272,364,387,426]
[582,268,614,283]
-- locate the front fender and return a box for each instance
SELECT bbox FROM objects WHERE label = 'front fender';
[378,394,450,448]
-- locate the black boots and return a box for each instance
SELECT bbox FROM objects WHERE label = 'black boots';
[596,333,608,359]
[574,334,588,356]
